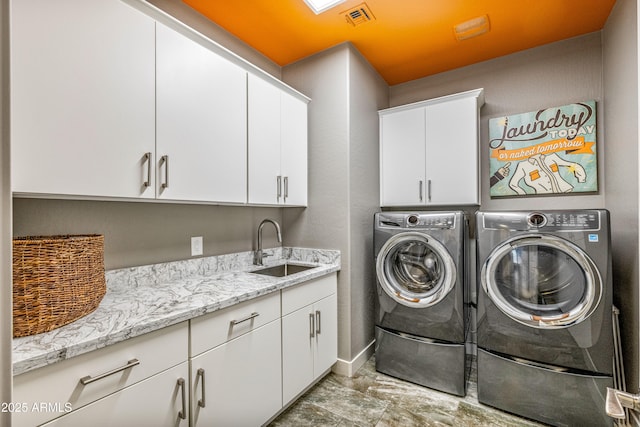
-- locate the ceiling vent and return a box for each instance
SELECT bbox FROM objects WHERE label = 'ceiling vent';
[343,3,375,27]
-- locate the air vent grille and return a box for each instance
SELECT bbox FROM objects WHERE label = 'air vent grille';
[343,3,375,26]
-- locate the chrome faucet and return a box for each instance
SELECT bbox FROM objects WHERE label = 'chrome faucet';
[254,219,282,265]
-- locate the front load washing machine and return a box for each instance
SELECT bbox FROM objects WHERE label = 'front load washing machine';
[476,210,613,426]
[374,211,469,396]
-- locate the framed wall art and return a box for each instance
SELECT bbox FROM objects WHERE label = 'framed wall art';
[488,100,597,198]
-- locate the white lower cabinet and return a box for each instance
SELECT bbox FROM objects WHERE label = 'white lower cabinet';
[12,275,338,427]
[281,274,338,405]
[190,320,282,427]
[41,362,189,426]
[12,322,188,427]
[189,292,282,427]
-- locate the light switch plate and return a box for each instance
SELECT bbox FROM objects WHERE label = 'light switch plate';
[191,236,203,256]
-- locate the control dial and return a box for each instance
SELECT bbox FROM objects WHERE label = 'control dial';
[407,215,419,226]
[527,212,547,227]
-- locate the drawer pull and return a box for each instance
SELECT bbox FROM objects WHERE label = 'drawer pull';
[231,312,259,326]
[79,358,140,385]
[177,378,186,420]
[197,368,206,408]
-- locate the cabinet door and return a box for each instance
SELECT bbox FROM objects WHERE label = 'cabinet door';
[156,23,247,203]
[379,107,426,206]
[40,363,189,427]
[191,320,282,427]
[282,305,315,405]
[425,96,479,205]
[313,294,338,378]
[248,74,282,204]
[11,0,156,198]
[281,91,308,206]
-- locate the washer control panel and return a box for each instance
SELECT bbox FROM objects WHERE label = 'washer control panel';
[406,213,456,229]
[483,210,601,231]
[377,213,458,229]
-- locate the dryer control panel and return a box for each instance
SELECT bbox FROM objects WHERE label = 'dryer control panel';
[482,210,602,231]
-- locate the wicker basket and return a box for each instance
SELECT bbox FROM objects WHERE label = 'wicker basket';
[12,235,106,338]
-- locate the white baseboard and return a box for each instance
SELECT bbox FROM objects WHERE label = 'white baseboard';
[333,339,375,377]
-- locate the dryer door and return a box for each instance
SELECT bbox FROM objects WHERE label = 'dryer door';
[376,232,456,308]
[481,234,602,329]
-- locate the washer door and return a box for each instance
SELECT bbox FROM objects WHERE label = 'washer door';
[376,232,456,308]
[481,234,602,329]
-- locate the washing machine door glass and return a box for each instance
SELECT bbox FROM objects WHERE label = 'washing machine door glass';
[481,234,602,329]
[377,232,457,308]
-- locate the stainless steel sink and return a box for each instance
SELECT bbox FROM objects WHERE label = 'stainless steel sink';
[251,263,315,277]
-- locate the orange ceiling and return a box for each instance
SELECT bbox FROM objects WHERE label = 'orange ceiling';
[183,0,617,85]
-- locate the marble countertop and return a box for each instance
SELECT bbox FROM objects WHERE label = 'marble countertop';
[12,247,340,376]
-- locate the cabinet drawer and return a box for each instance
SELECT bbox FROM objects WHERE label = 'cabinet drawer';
[41,362,189,427]
[13,322,188,427]
[282,273,337,316]
[190,291,280,356]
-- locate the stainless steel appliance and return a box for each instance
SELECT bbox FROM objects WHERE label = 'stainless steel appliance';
[374,211,469,396]
[476,210,613,426]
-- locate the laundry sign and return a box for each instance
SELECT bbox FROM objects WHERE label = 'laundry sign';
[488,100,597,198]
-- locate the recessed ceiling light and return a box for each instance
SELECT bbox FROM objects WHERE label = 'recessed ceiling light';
[304,0,347,14]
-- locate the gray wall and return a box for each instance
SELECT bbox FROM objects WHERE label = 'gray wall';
[347,46,388,358]
[1,0,12,422]
[13,199,283,270]
[390,32,605,213]
[603,0,639,392]
[281,43,388,363]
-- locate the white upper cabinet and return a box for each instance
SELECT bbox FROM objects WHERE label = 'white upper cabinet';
[248,74,308,206]
[379,89,484,207]
[11,0,309,205]
[156,23,247,204]
[11,0,156,199]
[281,92,309,206]
[379,107,426,206]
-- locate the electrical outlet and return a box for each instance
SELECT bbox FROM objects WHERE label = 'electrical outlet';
[191,236,203,257]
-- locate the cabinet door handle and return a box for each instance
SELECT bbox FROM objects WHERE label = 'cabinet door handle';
[196,368,206,408]
[309,313,315,338]
[283,176,289,202]
[231,312,259,326]
[419,180,423,202]
[315,310,321,335]
[161,155,169,189]
[177,378,187,420]
[79,358,140,385]
[427,179,432,202]
[143,152,152,188]
[277,175,282,201]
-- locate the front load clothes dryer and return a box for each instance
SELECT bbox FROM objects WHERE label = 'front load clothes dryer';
[476,210,613,426]
[374,211,469,396]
